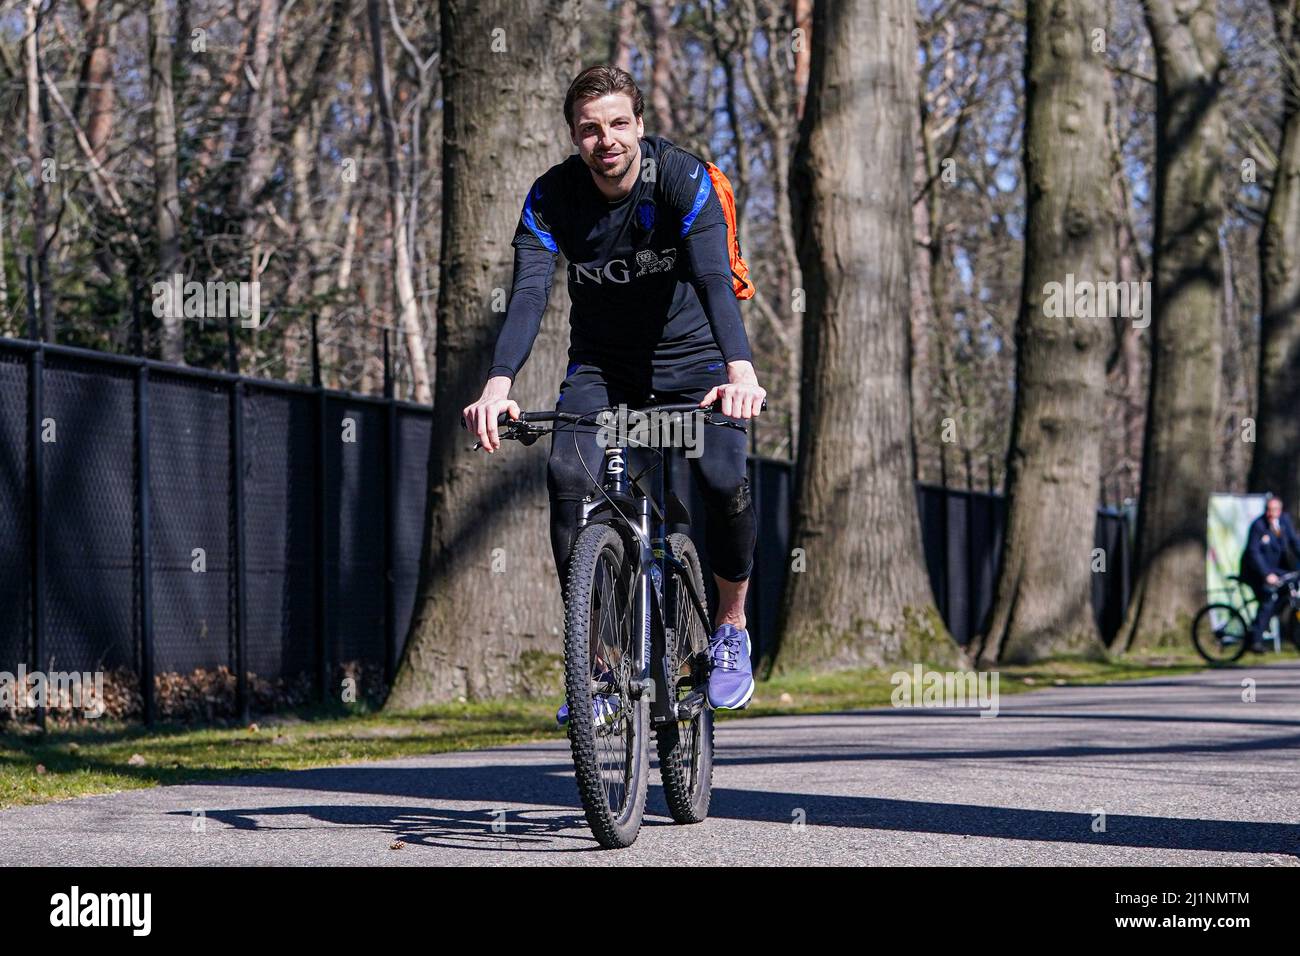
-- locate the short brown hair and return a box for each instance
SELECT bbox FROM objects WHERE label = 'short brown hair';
[563,65,644,130]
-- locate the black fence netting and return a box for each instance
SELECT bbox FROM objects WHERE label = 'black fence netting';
[0,350,29,674]
[392,408,433,674]
[149,371,233,676]
[241,386,315,684]
[43,356,137,673]
[1093,507,1133,641]
[688,468,1131,658]
[0,336,1135,724]
[324,397,386,696]
[0,338,441,722]
[917,485,1009,648]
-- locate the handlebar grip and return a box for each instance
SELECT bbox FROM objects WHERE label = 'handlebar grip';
[712,397,767,413]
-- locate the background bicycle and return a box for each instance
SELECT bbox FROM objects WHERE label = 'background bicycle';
[1191,571,1300,664]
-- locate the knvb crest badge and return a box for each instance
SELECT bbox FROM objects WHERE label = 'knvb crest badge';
[635,199,656,232]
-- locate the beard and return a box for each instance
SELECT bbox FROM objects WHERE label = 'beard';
[586,145,636,181]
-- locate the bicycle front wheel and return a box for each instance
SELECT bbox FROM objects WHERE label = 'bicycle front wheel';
[655,533,714,824]
[1190,603,1249,664]
[563,522,649,849]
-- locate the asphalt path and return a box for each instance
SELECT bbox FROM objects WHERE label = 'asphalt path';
[3,662,1297,865]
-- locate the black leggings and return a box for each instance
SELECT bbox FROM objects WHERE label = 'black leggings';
[545,355,756,588]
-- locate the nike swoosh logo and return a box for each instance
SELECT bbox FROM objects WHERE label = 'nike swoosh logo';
[689,164,700,180]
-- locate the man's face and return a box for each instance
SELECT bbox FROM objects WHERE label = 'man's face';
[570,94,643,182]
[1268,499,1283,522]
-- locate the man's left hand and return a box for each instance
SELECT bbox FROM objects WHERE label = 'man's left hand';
[701,360,766,419]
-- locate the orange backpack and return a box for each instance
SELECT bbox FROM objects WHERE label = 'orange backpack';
[704,162,757,300]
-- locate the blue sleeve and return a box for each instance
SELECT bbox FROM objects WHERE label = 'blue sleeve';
[658,147,753,365]
[1246,522,1270,578]
[488,180,559,381]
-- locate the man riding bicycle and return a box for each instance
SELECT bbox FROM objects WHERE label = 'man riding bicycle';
[1240,495,1300,651]
[461,65,766,711]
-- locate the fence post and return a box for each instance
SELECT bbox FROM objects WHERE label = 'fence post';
[131,285,144,358]
[26,256,39,342]
[383,330,397,686]
[964,448,977,643]
[311,316,328,703]
[226,317,239,376]
[28,343,46,730]
[136,364,156,725]
[231,379,249,723]
[936,451,950,629]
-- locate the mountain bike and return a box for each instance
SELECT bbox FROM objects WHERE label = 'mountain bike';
[465,396,762,848]
[1190,570,1300,664]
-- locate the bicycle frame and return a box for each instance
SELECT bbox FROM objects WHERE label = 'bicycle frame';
[467,396,762,725]
[576,437,713,728]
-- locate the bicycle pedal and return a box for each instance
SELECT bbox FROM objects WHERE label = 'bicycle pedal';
[690,650,714,671]
[556,696,622,727]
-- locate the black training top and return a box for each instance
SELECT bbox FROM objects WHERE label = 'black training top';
[487,135,753,381]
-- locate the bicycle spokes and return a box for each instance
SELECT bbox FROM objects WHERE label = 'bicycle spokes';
[670,569,707,783]
[590,551,635,812]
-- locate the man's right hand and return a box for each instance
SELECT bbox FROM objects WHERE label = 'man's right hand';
[463,376,519,453]
[1267,573,1280,586]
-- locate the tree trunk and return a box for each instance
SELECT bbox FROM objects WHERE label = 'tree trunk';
[646,0,677,137]
[1249,1,1300,505]
[911,103,937,483]
[24,0,53,341]
[150,0,184,364]
[386,0,579,707]
[917,82,968,468]
[792,0,812,121]
[0,191,8,314]
[366,0,432,404]
[75,0,119,285]
[1121,0,1225,649]
[611,0,635,70]
[1106,84,1149,506]
[236,0,279,215]
[75,0,115,165]
[978,0,1116,665]
[776,0,957,671]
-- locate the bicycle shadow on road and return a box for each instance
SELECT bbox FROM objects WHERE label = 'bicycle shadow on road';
[173,756,1300,857]
[168,758,639,854]
[188,802,598,854]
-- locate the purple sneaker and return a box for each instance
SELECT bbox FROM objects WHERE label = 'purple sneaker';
[707,623,754,710]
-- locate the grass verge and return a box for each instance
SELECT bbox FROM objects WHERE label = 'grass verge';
[2,648,1292,808]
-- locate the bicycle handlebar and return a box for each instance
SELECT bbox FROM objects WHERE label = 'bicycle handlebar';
[460,398,767,451]
[493,397,767,428]
[459,398,767,429]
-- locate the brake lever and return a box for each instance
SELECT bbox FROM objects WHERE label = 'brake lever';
[468,418,534,452]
